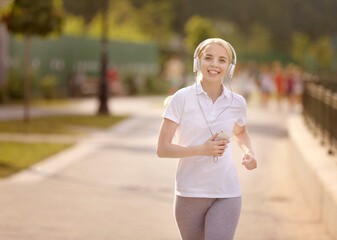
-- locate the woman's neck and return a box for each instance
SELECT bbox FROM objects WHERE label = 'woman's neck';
[201,80,223,103]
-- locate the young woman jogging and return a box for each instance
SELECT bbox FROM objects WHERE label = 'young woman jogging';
[157,38,257,240]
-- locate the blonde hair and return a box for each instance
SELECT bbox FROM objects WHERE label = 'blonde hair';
[164,95,173,107]
[194,38,233,82]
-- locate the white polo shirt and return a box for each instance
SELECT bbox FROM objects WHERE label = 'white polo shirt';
[163,82,247,198]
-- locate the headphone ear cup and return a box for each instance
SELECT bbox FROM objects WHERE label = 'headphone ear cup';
[193,58,200,72]
[227,64,235,79]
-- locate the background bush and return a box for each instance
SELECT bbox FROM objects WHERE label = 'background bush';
[39,75,59,99]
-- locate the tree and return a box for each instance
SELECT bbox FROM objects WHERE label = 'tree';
[132,0,174,46]
[184,15,219,55]
[83,1,151,43]
[129,0,177,46]
[63,15,85,36]
[291,32,334,72]
[292,32,314,71]
[63,3,151,43]
[313,37,334,72]
[186,0,337,52]
[246,24,271,55]
[2,0,63,121]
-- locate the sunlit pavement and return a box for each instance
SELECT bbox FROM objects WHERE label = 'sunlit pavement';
[0,96,333,239]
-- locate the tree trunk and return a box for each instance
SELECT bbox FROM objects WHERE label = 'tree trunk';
[0,23,8,88]
[0,0,9,88]
[97,7,109,115]
[23,34,31,122]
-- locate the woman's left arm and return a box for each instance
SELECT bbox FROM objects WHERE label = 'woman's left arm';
[233,123,257,170]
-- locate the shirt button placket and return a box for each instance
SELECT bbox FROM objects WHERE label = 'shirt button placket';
[205,95,214,123]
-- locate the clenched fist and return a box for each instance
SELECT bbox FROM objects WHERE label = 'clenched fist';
[242,153,257,170]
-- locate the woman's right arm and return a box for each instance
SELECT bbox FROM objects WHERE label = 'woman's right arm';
[156,118,229,158]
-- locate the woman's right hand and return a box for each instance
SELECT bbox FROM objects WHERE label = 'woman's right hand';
[201,133,230,157]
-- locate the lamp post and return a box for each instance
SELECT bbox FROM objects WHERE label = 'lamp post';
[97,6,109,114]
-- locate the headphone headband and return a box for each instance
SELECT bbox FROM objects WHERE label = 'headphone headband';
[193,39,236,64]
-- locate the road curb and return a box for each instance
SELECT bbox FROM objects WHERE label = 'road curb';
[288,115,337,239]
[5,141,99,184]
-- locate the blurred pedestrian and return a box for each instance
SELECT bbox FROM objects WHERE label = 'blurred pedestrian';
[163,54,185,94]
[232,63,256,101]
[259,64,274,108]
[272,61,285,109]
[157,38,257,240]
[69,71,86,97]
[107,67,123,96]
[285,64,296,111]
[293,66,304,107]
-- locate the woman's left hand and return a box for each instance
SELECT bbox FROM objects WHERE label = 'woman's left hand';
[242,153,257,170]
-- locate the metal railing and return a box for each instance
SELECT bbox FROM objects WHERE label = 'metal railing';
[302,75,337,155]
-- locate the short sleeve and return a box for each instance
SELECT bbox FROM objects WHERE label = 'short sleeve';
[236,96,247,126]
[162,90,185,124]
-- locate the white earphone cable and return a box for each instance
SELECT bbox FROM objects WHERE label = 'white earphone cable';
[195,77,233,163]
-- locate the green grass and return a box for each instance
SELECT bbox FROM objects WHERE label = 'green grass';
[31,99,78,107]
[0,142,72,178]
[0,115,128,134]
[4,99,79,107]
[0,114,129,178]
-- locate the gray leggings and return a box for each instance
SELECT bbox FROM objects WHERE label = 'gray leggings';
[174,195,242,240]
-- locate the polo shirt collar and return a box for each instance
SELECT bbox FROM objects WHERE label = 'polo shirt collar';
[195,81,231,98]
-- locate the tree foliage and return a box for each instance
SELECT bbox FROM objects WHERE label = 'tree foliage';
[314,37,334,70]
[132,0,174,45]
[246,24,271,54]
[63,15,86,36]
[3,0,63,36]
[62,0,108,23]
[63,0,174,45]
[82,1,152,43]
[184,15,219,55]
[62,0,337,56]
[186,0,337,50]
[291,32,334,71]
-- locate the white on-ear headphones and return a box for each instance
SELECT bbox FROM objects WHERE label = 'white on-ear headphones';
[193,39,237,79]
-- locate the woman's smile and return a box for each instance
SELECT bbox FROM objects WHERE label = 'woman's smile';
[207,69,220,76]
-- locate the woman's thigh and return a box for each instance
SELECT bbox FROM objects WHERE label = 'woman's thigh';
[174,196,216,240]
[204,196,242,240]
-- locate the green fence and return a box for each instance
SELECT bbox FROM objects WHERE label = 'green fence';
[9,35,159,87]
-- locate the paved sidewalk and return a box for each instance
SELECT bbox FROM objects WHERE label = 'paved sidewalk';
[0,97,333,239]
[0,96,164,143]
[0,96,165,121]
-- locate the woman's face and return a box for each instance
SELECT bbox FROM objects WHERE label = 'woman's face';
[199,43,230,84]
